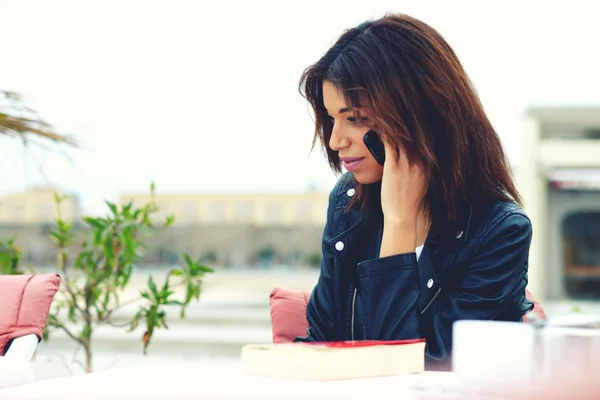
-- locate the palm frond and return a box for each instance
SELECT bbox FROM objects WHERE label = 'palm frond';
[0,90,77,147]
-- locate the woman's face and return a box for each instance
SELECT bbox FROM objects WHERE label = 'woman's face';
[323,80,384,184]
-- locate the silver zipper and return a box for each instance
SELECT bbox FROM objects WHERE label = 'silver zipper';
[420,287,442,315]
[351,287,357,341]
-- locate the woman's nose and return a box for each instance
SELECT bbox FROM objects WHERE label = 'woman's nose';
[329,124,350,151]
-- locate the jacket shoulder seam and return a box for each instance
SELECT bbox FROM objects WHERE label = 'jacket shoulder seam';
[470,207,531,251]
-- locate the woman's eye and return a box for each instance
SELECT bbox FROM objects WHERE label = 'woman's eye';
[347,116,369,125]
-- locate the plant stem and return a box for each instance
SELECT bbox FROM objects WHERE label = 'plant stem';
[84,343,93,373]
[52,323,86,347]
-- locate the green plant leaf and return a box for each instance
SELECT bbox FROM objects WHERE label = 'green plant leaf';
[122,201,133,215]
[80,324,91,340]
[147,276,158,297]
[102,291,110,308]
[122,230,135,256]
[170,269,183,276]
[160,290,173,301]
[49,231,62,243]
[185,282,194,304]
[105,201,118,216]
[82,216,105,229]
[164,214,176,227]
[191,263,214,275]
[103,237,115,266]
[129,309,144,332]
[68,306,76,323]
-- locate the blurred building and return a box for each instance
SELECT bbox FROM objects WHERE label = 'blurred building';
[0,187,81,225]
[517,107,600,300]
[0,187,82,266]
[117,190,330,268]
[119,190,329,227]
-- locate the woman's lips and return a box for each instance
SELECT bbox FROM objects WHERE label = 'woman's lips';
[340,157,365,171]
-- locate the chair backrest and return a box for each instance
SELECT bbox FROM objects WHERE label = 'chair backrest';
[269,287,546,343]
[269,287,311,343]
[0,274,61,359]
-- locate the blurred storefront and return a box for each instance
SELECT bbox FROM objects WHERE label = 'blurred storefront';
[517,107,600,300]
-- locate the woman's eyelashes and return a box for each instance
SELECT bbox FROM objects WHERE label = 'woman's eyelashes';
[326,115,369,125]
[347,116,369,125]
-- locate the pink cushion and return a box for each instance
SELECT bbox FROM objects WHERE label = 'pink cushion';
[0,274,61,355]
[269,287,311,343]
[269,287,546,343]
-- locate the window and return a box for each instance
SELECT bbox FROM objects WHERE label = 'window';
[264,203,283,225]
[203,203,226,223]
[541,124,600,140]
[235,201,253,222]
[563,212,600,298]
[295,201,312,222]
[179,201,198,224]
[11,204,24,224]
[37,203,54,223]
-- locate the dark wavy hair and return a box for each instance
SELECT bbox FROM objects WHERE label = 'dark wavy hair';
[300,13,522,233]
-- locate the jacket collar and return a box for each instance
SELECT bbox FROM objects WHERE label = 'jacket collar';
[327,201,474,251]
[328,174,475,249]
[426,203,474,246]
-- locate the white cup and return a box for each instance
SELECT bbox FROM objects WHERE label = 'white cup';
[538,327,600,382]
[452,320,536,384]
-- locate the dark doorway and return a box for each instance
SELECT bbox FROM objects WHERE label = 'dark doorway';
[563,212,600,298]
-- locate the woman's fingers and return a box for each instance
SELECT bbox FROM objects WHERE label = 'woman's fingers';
[383,140,399,168]
[384,141,413,177]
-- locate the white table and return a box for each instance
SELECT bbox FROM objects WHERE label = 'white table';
[2,361,566,399]
[0,361,465,400]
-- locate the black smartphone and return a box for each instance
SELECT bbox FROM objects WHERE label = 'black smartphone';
[363,130,385,166]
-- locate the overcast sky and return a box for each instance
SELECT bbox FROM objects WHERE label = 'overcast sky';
[1,0,599,214]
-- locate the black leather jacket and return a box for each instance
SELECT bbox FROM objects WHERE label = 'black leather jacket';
[295,172,534,370]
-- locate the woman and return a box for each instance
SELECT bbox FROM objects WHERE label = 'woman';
[294,14,534,370]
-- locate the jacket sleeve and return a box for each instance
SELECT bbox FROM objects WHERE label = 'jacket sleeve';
[294,178,345,343]
[355,210,533,363]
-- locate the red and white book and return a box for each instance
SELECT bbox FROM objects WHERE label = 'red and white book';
[241,339,426,381]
